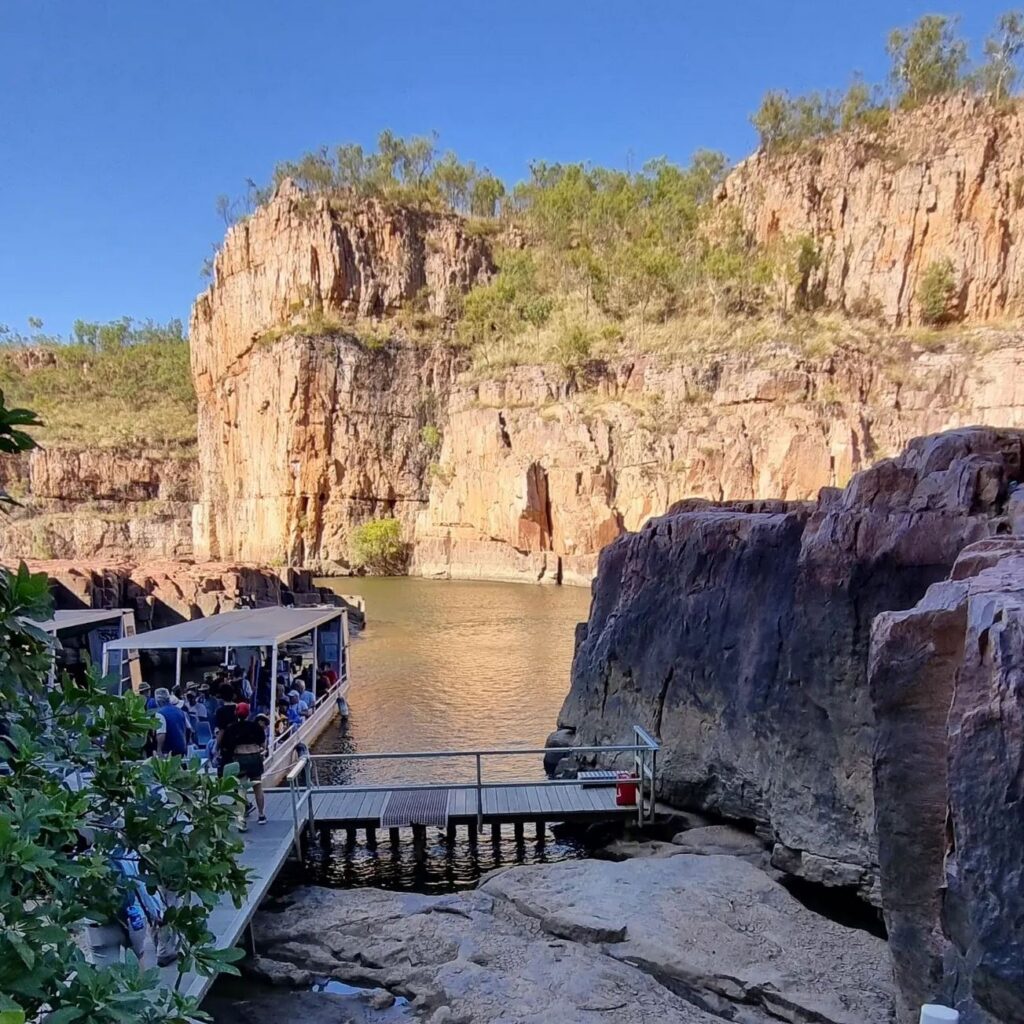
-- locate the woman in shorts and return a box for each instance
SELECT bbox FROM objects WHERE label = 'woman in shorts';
[220,701,267,829]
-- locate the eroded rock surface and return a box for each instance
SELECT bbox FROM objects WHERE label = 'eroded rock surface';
[9,558,341,630]
[870,539,1024,1023]
[722,94,1024,326]
[558,428,1024,898]
[0,444,196,562]
[251,855,895,1024]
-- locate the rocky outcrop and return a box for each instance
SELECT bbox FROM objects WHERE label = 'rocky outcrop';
[11,558,339,631]
[0,445,197,562]
[192,311,1024,579]
[250,854,895,1024]
[190,180,491,393]
[722,94,1024,326]
[558,428,1024,901]
[870,539,1024,1023]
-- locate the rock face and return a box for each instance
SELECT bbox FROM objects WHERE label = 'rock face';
[250,854,895,1024]
[870,539,1024,1023]
[191,307,1024,578]
[191,333,459,568]
[0,445,196,562]
[190,181,491,393]
[722,94,1024,326]
[11,558,339,631]
[188,180,486,570]
[558,428,1024,901]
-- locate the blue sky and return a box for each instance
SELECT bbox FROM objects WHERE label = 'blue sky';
[0,1,1009,336]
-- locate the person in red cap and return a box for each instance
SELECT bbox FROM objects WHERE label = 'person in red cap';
[220,701,267,830]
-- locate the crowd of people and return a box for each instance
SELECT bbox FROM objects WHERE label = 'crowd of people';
[83,655,343,969]
[136,655,341,829]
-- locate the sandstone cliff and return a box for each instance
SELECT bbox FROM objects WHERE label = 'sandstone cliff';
[558,428,1024,905]
[722,94,1024,326]
[182,116,1024,583]
[412,339,1024,584]
[0,444,196,563]
[189,182,487,568]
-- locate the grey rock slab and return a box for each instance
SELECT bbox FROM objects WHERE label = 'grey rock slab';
[481,855,895,1024]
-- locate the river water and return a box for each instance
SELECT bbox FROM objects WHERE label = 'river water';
[272,577,597,894]
[311,577,591,780]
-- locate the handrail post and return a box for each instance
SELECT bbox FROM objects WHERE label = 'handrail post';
[637,744,644,827]
[288,772,302,860]
[475,752,483,830]
[304,757,315,839]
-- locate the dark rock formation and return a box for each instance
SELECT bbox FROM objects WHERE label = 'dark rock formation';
[870,539,1024,1023]
[558,428,1024,902]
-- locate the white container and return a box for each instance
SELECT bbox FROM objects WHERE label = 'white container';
[920,1006,959,1024]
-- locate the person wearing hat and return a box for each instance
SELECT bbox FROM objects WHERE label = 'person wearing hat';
[220,702,267,829]
[154,688,188,759]
[137,681,157,710]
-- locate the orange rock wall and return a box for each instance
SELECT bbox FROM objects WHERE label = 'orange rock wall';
[721,94,1024,326]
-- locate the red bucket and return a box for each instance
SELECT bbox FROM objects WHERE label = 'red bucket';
[615,771,638,806]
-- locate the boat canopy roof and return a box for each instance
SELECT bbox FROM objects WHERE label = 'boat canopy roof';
[102,606,343,652]
[32,609,130,635]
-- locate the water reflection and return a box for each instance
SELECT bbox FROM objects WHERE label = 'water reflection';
[311,577,591,784]
[272,578,598,890]
[276,821,595,894]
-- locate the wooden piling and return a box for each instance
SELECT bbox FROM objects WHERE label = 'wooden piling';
[412,824,427,860]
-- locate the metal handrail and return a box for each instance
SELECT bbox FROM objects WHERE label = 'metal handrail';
[303,741,655,761]
[272,726,661,837]
[266,775,643,795]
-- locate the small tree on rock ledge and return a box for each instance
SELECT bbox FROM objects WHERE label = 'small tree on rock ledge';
[350,518,407,574]
[917,258,958,325]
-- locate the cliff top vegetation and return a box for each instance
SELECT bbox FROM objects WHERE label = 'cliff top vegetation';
[219,10,1024,373]
[0,318,195,447]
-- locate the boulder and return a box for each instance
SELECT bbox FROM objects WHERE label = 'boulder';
[671,824,767,862]
[870,539,1024,1022]
[558,428,1024,896]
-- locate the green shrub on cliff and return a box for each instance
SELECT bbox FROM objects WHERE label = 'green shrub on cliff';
[0,317,195,446]
[917,258,958,324]
[350,517,407,574]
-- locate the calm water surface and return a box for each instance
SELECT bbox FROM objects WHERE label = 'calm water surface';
[310,577,591,784]
[269,577,598,894]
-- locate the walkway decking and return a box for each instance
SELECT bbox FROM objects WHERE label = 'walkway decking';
[264,781,635,828]
[159,818,294,1002]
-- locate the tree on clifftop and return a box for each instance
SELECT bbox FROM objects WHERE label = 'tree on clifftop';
[978,10,1024,102]
[887,15,968,108]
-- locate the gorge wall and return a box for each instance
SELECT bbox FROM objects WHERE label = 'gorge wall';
[11,98,1024,588]
[722,93,1024,326]
[184,98,1024,582]
[557,427,1024,1020]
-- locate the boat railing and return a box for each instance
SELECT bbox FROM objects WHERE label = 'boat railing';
[272,727,661,827]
